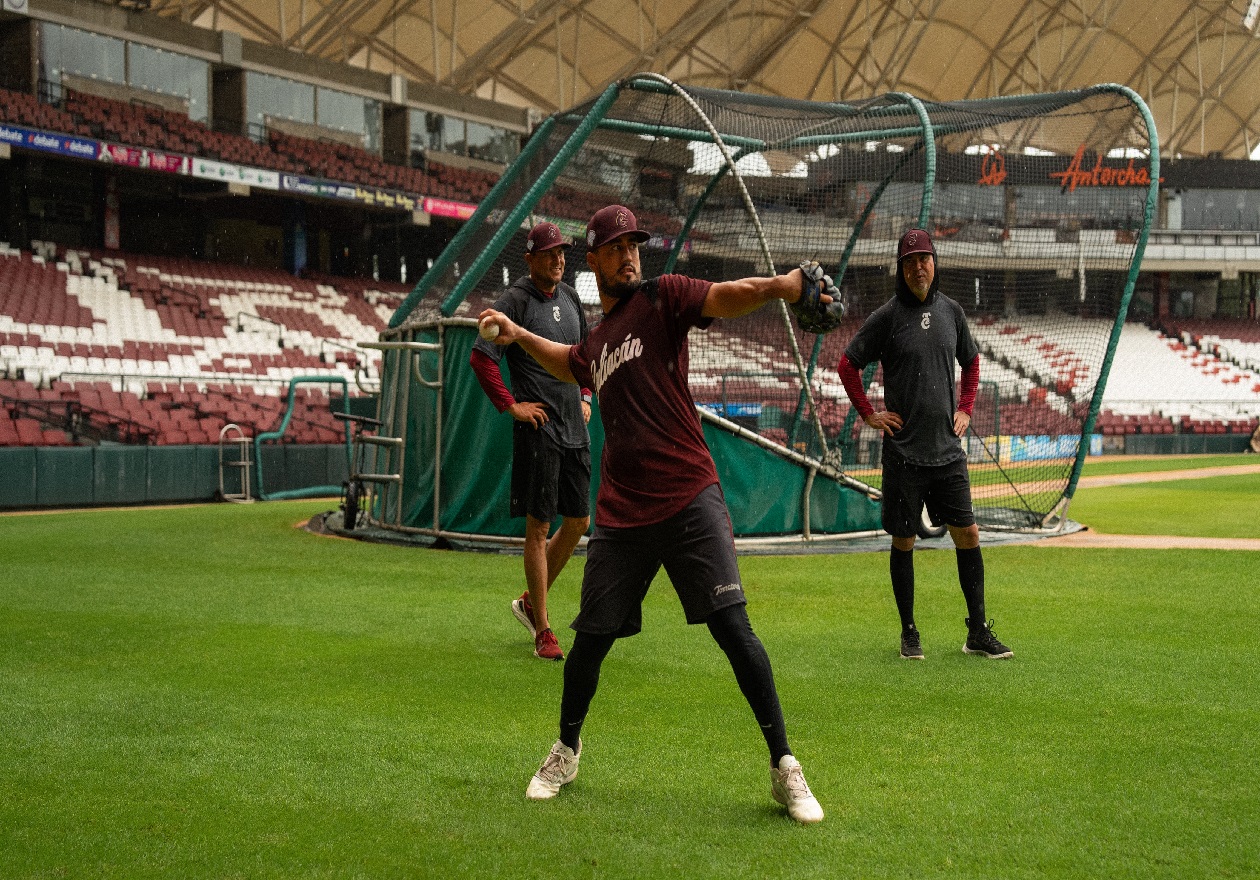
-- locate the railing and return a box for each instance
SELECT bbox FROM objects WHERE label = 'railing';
[3,394,156,444]
[235,312,286,346]
[1101,399,1260,421]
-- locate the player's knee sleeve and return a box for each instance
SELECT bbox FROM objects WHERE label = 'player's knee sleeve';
[705,603,757,655]
[560,630,616,728]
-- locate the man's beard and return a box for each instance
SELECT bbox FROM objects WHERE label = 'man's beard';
[600,265,642,299]
[606,277,642,299]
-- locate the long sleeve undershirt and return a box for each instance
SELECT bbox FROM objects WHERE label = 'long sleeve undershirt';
[837,353,981,418]
[469,347,591,413]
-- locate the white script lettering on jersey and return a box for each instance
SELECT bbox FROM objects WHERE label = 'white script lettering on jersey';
[921,311,931,330]
[592,333,645,393]
[553,304,561,322]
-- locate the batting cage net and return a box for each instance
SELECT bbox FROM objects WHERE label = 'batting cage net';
[386,75,1157,535]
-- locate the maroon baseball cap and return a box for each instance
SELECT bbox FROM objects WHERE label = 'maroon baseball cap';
[525,221,570,254]
[585,205,652,250]
[897,228,935,260]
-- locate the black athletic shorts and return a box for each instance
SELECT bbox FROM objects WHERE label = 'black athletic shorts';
[571,483,745,637]
[510,422,591,522]
[881,452,976,538]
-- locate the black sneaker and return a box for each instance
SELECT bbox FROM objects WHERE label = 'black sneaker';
[963,618,1013,659]
[900,625,924,660]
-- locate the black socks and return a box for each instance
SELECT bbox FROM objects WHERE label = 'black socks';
[890,547,916,630]
[894,545,987,630]
[956,546,986,626]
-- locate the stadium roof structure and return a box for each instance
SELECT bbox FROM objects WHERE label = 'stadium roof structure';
[132,0,1260,159]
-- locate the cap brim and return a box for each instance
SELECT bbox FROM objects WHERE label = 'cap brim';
[590,229,652,249]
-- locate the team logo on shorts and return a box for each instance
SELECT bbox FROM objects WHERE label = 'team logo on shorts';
[553,304,561,322]
[921,311,931,330]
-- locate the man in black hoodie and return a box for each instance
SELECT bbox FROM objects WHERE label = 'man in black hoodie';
[470,222,592,662]
[837,228,1013,661]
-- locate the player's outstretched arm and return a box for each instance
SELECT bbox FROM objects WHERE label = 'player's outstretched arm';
[702,268,811,319]
[478,309,577,384]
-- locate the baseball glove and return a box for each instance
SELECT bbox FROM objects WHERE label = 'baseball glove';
[791,261,845,334]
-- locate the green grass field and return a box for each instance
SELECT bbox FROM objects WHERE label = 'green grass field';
[2,454,1258,878]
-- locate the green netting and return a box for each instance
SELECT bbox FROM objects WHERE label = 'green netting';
[386,75,1157,535]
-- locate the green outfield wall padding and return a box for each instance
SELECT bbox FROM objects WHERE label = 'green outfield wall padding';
[0,448,37,507]
[36,447,94,507]
[195,447,224,499]
[147,446,205,503]
[93,446,149,505]
[0,444,350,510]
[1121,434,1252,455]
[397,325,877,538]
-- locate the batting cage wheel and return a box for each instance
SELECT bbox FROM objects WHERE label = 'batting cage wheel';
[377,74,1157,541]
[917,506,948,540]
[333,411,385,531]
[341,478,363,531]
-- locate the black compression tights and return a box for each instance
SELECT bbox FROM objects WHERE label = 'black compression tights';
[558,604,791,766]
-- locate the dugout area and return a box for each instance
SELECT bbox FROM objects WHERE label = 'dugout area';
[351,74,1159,546]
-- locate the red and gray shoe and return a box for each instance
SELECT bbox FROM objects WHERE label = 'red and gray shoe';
[534,627,564,661]
[511,591,536,638]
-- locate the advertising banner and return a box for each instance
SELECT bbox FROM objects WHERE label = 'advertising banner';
[4,118,487,217]
[280,173,323,197]
[142,149,189,174]
[1008,434,1102,461]
[0,124,98,160]
[191,157,280,190]
[423,197,478,220]
[99,143,144,167]
[191,157,241,182]
[239,166,280,190]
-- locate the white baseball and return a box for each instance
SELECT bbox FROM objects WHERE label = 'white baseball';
[479,317,500,341]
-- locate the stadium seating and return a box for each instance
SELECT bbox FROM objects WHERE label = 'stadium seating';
[0,244,413,446]
[267,129,435,191]
[0,84,695,233]
[2,85,507,205]
[0,87,92,137]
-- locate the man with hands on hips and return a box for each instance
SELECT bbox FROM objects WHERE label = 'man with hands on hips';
[838,227,1013,662]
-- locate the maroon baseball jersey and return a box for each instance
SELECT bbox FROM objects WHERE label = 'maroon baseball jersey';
[568,274,718,528]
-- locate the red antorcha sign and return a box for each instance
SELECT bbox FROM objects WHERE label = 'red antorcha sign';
[1049,144,1157,193]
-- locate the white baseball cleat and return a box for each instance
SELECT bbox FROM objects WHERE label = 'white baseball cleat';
[526,739,581,800]
[771,755,824,824]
